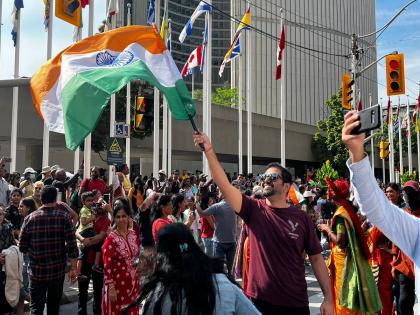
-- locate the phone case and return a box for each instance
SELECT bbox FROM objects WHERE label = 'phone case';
[351,105,381,135]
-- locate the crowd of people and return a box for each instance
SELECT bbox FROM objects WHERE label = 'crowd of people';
[0,112,419,315]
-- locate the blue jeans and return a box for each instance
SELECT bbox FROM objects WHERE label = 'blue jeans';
[202,238,213,256]
[20,254,30,300]
[213,242,236,276]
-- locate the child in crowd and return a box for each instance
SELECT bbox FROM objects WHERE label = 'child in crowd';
[77,191,102,279]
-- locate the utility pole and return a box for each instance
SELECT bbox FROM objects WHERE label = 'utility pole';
[350,34,359,111]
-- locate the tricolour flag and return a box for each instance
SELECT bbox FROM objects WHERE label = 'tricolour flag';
[276,24,285,80]
[179,1,212,43]
[146,0,155,25]
[181,45,203,77]
[30,26,196,151]
[288,183,304,206]
[11,0,24,46]
[218,7,250,77]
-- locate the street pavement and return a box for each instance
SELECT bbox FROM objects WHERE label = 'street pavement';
[22,265,325,314]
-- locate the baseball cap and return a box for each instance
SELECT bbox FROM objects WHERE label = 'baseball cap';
[23,167,36,174]
[403,180,419,192]
[158,170,166,176]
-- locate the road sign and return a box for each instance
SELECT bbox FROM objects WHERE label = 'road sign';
[107,137,125,166]
[115,122,129,138]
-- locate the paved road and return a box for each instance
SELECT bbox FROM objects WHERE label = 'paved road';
[28,266,325,314]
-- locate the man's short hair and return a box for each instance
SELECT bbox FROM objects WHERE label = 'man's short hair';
[10,188,23,197]
[264,162,293,183]
[81,191,94,202]
[41,185,57,205]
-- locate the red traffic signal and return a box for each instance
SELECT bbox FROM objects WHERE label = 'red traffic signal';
[385,53,405,96]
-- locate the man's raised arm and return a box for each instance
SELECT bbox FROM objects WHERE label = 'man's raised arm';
[193,132,242,213]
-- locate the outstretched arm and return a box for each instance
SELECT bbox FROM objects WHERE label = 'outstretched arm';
[193,132,242,213]
[343,111,420,260]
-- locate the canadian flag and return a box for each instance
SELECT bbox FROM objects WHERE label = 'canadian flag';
[181,45,203,77]
[276,24,285,80]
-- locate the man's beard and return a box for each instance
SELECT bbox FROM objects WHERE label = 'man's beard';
[262,185,275,197]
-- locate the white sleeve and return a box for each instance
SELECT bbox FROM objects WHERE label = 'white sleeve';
[347,156,420,260]
[233,284,262,315]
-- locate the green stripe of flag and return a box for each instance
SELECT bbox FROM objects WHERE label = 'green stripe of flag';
[60,59,195,150]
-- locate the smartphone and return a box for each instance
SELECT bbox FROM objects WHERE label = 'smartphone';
[350,105,381,135]
[103,193,110,203]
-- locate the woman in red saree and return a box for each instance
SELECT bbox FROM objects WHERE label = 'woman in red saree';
[102,203,140,315]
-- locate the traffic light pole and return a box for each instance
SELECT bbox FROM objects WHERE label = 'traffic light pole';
[350,34,358,111]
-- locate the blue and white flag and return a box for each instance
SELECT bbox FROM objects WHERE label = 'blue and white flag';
[179,1,212,43]
[199,16,209,72]
[147,0,155,25]
[11,0,24,46]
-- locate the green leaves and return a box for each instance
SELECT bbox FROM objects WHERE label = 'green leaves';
[313,89,348,176]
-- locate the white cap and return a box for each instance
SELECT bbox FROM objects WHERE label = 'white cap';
[23,167,36,174]
[303,190,316,198]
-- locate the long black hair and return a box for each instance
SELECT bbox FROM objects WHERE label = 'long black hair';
[124,223,224,315]
[151,194,172,223]
[171,194,185,218]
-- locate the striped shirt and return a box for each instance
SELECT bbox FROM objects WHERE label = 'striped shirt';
[19,205,78,281]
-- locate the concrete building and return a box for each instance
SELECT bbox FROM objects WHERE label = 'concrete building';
[0,0,383,179]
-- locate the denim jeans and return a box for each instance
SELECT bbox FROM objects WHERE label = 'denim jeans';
[213,242,236,276]
[29,276,65,315]
[20,253,30,300]
[202,237,213,256]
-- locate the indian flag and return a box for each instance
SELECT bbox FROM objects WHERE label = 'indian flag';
[30,25,195,150]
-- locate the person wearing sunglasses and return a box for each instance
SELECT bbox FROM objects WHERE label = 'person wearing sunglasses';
[193,133,333,315]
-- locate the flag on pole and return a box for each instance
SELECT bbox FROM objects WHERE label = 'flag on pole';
[179,1,212,43]
[414,94,420,133]
[146,0,155,25]
[394,118,399,137]
[288,183,304,206]
[11,0,24,46]
[81,0,89,8]
[357,99,362,112]
[166,20,172,52]
[200,15,209,72]
[107,0,119,17]
[394,102,400,125]
[276,24,285,80]
[43,0,50,30]
[385,98,391,126]
[181,45,203,77]
[160,0,168,40]
[30,26,196,151]
[218,6,250,77]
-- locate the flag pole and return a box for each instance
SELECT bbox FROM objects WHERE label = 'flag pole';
[125,2,132,176]
[280,8,286,167]
[161,0,168,174]
[0,0,2,61]
[418,83,420,182]
[380,98,386,184]
[238,54,243,175]
[73,18,83,175]
[388,99,394,183]
[407,94,413,174]
[10,4,22,173]
[246,2,252,174]
[205,4,212,175]
[167,19,172,174]
[109,4,117,184]
[83,0,95,179]
[42,0,53,168]
[230,0,236,91]
[369,94,375,175]
[153,0,161,178]
[398,96,403,178]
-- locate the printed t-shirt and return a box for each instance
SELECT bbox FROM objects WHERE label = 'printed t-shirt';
[81,178,107,195]
[238,195,322,307]
[78,206,93,233]
[87,214,111,265]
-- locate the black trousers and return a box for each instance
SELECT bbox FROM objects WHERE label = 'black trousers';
[251,298,310,315]
[29,276,65,315]
[78,262,104,315]
[398,273,415,315]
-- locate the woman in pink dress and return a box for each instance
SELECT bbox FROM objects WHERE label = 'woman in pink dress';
[102,203,140,315]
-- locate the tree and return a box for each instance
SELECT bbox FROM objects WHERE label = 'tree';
[212,83,239,108]
[312,90,349,176]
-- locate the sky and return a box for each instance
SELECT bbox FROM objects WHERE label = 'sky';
[0,0,419,103]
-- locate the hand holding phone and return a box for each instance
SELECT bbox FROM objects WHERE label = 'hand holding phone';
[350,105,380,135]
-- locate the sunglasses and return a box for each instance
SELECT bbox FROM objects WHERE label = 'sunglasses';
[259,173,282,182]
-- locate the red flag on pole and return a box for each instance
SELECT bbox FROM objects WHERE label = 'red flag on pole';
[385,97,391,126]
[81,0,89,8]
[357,99,362,111]
[275,24,285,80]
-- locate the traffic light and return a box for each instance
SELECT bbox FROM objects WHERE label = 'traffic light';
[379,140,390,159]
[385,53,405,96]
[134,96,146,130]
[341,73,354,110]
